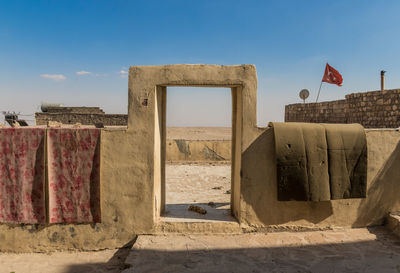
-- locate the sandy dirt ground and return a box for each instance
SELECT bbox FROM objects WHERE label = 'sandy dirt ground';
[163,163,234,222]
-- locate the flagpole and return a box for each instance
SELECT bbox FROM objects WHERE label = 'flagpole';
[316,62,328,102]
[315,81,323,102]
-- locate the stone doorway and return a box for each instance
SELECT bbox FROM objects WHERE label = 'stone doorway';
[127,64,258,233]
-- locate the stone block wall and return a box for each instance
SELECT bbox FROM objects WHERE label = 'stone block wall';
[35,113,128,126]
[285,99,347,124]
[285,88,400,128]
[35,107,127,126]
[43,106,105,114]
[346,89,400,128]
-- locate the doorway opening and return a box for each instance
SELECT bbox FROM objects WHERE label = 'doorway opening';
[154,86,241,223]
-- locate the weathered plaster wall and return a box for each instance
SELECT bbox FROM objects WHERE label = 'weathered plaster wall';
[0,128,146,252]
[387,213,400,238]
[2,128,399,252]
[240,128,400,230]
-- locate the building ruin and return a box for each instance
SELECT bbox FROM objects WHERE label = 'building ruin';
[0,64,399,253]
[35,106,127,126]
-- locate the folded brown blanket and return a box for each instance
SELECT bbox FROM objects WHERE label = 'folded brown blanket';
[269,122,367,201]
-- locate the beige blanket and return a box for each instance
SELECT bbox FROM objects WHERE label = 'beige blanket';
[269,122,367,201]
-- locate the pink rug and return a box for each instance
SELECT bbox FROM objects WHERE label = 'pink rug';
[48,128,101,223]
[0,128,46,224]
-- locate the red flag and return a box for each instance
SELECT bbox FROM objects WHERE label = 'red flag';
[322,63,343,86]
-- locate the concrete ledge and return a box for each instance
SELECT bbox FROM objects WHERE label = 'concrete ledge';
[386,212,400,238]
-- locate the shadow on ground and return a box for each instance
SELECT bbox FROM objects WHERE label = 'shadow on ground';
[63,228,400,273]
[63,237,137,273]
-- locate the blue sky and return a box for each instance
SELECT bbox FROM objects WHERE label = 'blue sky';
[1,0,400,126]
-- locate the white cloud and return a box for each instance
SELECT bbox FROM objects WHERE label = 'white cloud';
[119,69,128,78]
[76,70,92,76]
[40,74,66,81]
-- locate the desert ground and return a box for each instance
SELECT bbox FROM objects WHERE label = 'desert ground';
[163,162,233,223]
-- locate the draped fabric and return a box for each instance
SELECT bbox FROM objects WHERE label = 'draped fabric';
[270,123,330,201]
[0,128,46,223]
[270,122,367,201]
[323,124,367,199]
[47,128,101,223]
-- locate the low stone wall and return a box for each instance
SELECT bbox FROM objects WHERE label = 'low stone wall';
[35,113,128,126]
[166,140,231,162]
[285,99,347,124]
[285,88,400,128]
[35,106,128,126]
[43,106,105,114]
[346,89,400,128]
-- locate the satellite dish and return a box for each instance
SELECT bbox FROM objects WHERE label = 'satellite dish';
[299,89,310,103]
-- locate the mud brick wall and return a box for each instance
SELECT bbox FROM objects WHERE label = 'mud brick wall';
[285,89,400,128]
[285,99,347,124]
